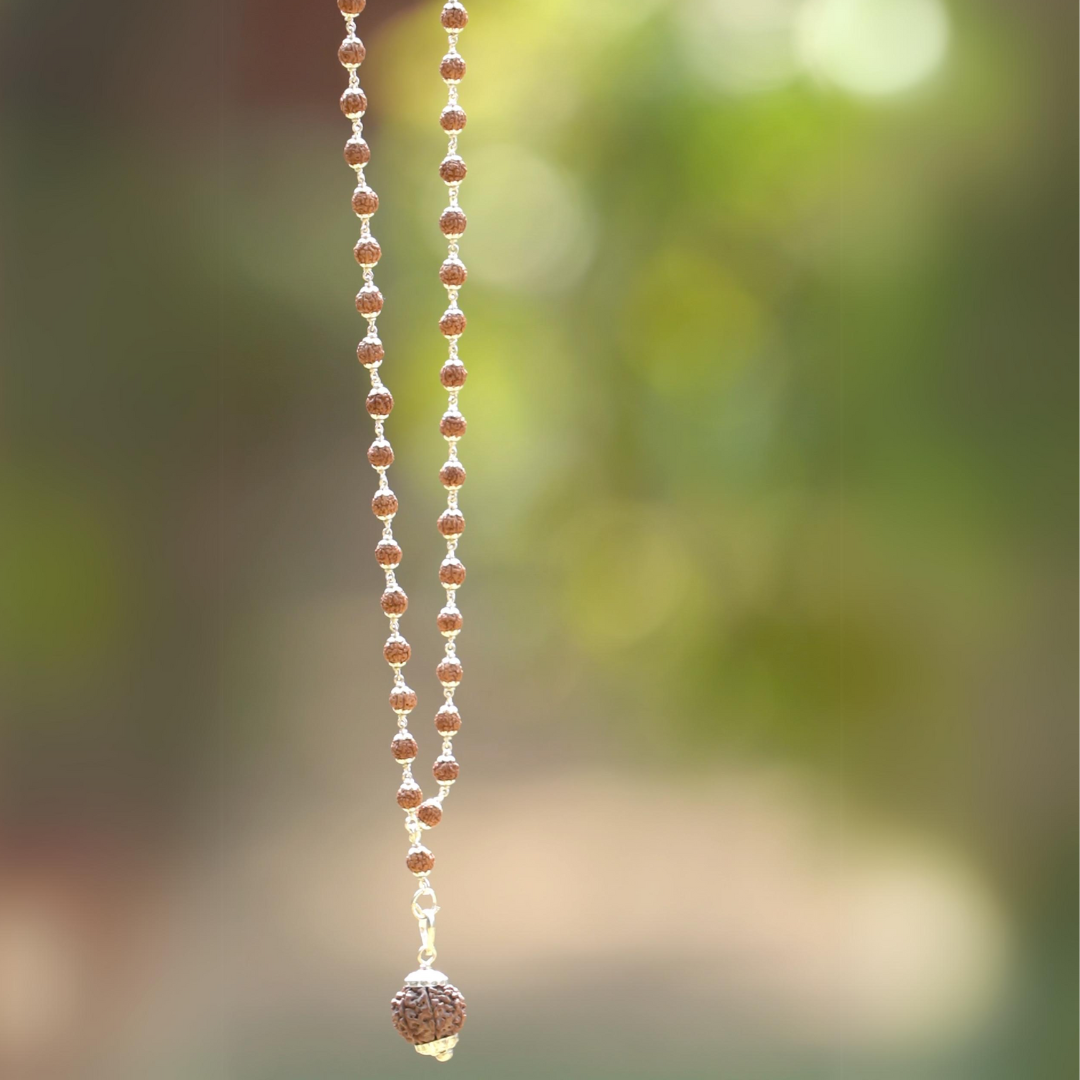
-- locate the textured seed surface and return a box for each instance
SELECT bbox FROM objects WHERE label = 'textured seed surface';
[418,801,443,827]
[440,155,468,184]
[344,138,371,167]
[406,848,435,874]
[391,983,467,1046]
[433,757,460,782]
[338,0,366,13]
[435,705,462,733]
[358,338,385,366]
[391,733,418,760]
[341,89,367,118]
[440,54,467,83]
[439,558,466,586]
[367,438,393,467]
[441,3,469,31]
[438,509,466,536]
[384,636,411,664]
[338,37,366,67]
[354,237,381,265]
[397,783,423,809]
[381,587,408,615]
[440,207,468,237]
[440,361,468,388]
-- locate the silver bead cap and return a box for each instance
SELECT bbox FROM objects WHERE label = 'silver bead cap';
[404,967,450,987]
[415,1034,458,1062]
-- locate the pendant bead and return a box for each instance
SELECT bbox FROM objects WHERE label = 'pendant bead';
[391,980,467,1060]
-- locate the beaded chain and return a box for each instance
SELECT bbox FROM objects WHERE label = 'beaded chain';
[334,0,472,1063]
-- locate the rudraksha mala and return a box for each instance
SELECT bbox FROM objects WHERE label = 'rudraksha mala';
[334,0,474,1063]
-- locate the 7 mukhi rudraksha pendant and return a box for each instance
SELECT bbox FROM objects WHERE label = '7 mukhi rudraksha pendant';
[390,967,467,1062]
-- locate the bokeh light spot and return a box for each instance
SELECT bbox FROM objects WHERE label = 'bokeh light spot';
[797,0,950,96]
[461,144,595,294]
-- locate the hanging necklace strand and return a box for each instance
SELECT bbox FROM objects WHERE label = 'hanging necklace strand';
[335,0,469,1063]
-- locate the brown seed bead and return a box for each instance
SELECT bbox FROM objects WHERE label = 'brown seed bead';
[439,155,468,184]
[437,509,466,537]
[354,236,381,266]
[344,137,371,167]
[338,0,366,13]
[366,387,393,417]
[384,635,411,665]
[433,756,460,783]
[372,490,398,519]
[367,438,393,467]
[351,185,379,217]
[375,539,403,567]
[440,105,467,132]
[396,782,423,809]
[441,2,469,31]
[439,258,467,287]
[440,412,467,439]
[440,53,467,83]
[440,361,468,388]
[390,685,418,714]
[356,285,384,315]
[436,658,463,686]
[439,309,467,337]
[435,704,462,733]
[391,733,418,761]
[391,982,467,1046]
[340,88,367,119]
[357,337,385,366]
[418,801,443,828]
[440,461,466,489]
[437,607,463,634]
[439,558,466,586]
[381,586,408,615]
[338,37,366,67]
[439,207,468,238]
[406,847,435,874]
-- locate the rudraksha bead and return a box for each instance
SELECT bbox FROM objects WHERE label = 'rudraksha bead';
[354,236,381,266]
[418,800,443,827]
[338,0,366,13]
[391,982,467,1051]
[391,732,418,761]
[439,258,467,286]
[433,756,460,783]
[390,685,418,714]
[367,437,393,467]
[344,137,371,167]
[439,207,467,237]
[439,155,468,184]
[357,337,385,366]
[439,558,466,586]
[352,185,379,216]
[436,658,463,686]
[340,88,367,119]
[440,53,467,83]
[338,37,366,68]
[356,285,384,315]
[437,509,466,537]
[436,607,463,634]
[435,704,462,733]
[440,412,467,439]
[406,846,435,874]
[439,105,467,132]
[440,461,466,489]
[372,490,399,519]
[440,2,469,31]
[381,586,408,615]
[439,309,466,337]
[384,635,411,665]
[440,361,468,388]
[375,539,403,567]
[397,782,423,809]
[366,387,393,417]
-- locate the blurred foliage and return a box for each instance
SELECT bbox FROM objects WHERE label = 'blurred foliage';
[1,0,1075,1076]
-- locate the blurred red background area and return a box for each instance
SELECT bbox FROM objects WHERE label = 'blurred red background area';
[0,0,1075,1077]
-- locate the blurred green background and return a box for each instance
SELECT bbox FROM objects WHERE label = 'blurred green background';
[1,0,1075,1077]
